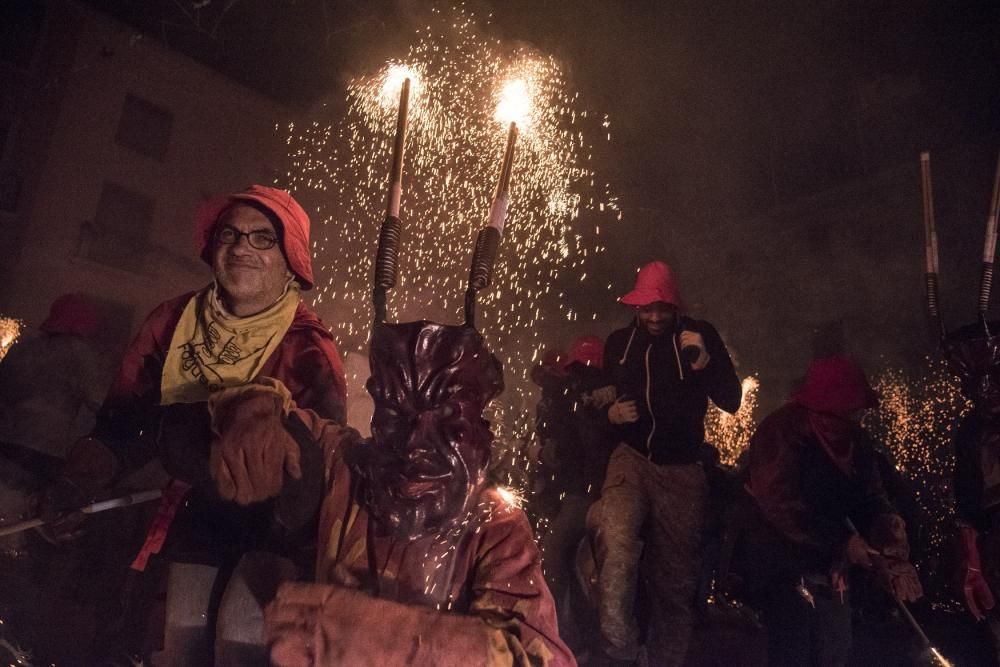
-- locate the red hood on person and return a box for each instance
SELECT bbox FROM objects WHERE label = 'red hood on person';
[619,260,683,309]
[39,293,102,338]
[792,355,879,417]
[195,185,315,290]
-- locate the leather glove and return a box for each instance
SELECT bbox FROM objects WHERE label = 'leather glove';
[266,582,494,666]
[957,524,996,620]
[33,478,89,544]
[209,384,301,505]
[608,398,638,425]
[869,513,910,560]
[585,385,618,409]
[34,436,118,543]
[844,534,876,568]
[679,330,710,370]
[875,558,923,603]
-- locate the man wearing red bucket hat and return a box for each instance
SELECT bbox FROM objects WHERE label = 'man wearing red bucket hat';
[746,356,921,666]
[38,185,347,664]
[588,260,742,665]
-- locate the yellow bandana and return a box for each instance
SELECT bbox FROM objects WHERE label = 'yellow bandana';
[160,282,300,405]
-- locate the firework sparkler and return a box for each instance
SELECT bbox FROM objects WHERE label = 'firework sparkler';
[920,152,943,337]
[0,317,22,362]
[977,150,1000,323]
[373,70,412,323]
[282,6,617,447]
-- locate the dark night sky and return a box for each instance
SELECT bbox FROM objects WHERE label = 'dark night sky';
[75,0,1000,405]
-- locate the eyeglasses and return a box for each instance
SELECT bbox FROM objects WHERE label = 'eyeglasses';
[214,226,279,250]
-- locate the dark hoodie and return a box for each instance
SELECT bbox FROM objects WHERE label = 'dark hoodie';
[603,316,741,464]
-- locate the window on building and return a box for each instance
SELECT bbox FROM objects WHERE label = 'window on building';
[82,183,155,273]
[0,1,45,70]
[115,94,173,161]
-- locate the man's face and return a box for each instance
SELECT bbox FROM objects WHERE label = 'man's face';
[637,301,677,336]
[211,204,291,312]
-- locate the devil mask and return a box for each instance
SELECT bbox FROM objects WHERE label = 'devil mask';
[945,322,1000,414]
[347,320,504,540]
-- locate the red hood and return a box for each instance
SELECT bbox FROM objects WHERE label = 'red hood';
[195,185,315,290]
[620,260,683,309]
[792,355,878,416]
[39,293,101,338]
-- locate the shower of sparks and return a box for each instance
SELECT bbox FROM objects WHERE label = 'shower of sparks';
[495,78,533,129]
[863,358,971,603]
[929,646,955,667]
[281,4,618,459]
[379,64,422,110]
[496,485,526,510]
[0,317,23,362]
[704,375,760,466]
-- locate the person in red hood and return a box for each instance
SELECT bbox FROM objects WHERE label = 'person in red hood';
[746,355,921,667]
[38,185,347,665]
[588,260,742,665]
[0,294,106,462]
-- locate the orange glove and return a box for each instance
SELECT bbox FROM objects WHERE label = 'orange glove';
[957,524,996,621]
[266,583,497,666]
[877,558,923,603]
[869,513,910,560]
[210,384,301,505]
[844,534,876,568]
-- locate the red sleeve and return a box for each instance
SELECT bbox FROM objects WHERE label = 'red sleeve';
[468,496,577,666]
[269,329,346,425]
[92,295,190,469]
[103,295,188,409]
[747,405,809,543]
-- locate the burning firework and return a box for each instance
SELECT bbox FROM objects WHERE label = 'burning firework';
[705,375,760,466]
[0,317,22,362]
[281,5,617,438]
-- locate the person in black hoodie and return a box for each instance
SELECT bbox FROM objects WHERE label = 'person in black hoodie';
[588,260,741,665]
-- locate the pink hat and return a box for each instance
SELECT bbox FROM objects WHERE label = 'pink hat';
[620,261,683,308]
[195,185,314,290]
[793,356,879,416]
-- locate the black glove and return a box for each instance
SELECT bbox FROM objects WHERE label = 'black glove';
[34,436,119,543]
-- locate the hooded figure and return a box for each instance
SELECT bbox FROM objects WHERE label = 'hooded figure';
[38,185,346,665]
[206,318,575,665]
[947,322,1000,644]
[588,260,742,665]
[0,294,106,461]
[746,355,921,667]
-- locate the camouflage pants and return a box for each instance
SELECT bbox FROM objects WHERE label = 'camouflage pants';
[589,443,707,666]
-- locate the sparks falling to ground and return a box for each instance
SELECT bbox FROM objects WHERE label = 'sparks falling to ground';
[864,358,971,603]
[705,375,760,466]
[282,4,618,437]
[0,317,23,362]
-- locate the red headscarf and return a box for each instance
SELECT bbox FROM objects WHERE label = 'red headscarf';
[195,185,315,290]
[39,294,101,338]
